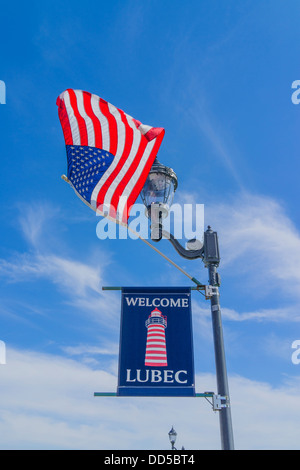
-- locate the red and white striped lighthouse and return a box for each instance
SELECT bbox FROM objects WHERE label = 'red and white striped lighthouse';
[145,308,167,367]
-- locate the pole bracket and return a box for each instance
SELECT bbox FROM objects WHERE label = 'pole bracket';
[197,392,229,411]
[204,285,219,299]
[212,394,229,411]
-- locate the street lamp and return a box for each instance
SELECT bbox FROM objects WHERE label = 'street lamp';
[140,158,178,242]
[168,426,177,450]
[141,158,234,451]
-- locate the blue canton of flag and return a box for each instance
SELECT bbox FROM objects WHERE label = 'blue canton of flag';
[66,145,114,205]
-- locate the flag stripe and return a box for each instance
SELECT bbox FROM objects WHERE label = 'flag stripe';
[56,95,73,145]
[123,129,164,220]
[68,89,89,146]
[90,95,108,150]
[61,91,80,144]
[102,106,134,216]
[117,138,154,220]
[89,101,121,208]
[75,90,95,147]
[110,129,147,219]
[91,102,127,214]
[100,99,118,156]
[81,91,102,148]
[110,114,146,219]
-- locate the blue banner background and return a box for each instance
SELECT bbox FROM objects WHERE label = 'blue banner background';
[117,287,195,396]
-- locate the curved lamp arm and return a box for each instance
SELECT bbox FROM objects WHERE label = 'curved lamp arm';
[161,230,204,260]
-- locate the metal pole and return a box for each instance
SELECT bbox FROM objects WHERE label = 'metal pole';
[208,263,234,450]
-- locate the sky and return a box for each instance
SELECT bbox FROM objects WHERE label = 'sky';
[1,0,300,450]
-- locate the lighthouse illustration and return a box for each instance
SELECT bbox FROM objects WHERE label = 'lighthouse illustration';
[145,308,168,367]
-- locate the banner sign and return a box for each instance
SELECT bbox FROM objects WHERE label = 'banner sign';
[117,287,195,396]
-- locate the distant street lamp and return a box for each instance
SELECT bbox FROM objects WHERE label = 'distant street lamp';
[168,426,177,450]
[141,159,234,451]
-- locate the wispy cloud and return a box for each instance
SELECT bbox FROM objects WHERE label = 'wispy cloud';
[207,192,300,296]
[0,248,121,329]
[169,190,300,323]
[191,302,300,324]
[0,253,102,296]
[0,201,120,327]
[1,347,300,449]
[62,343,119,357]
[190,106,245,190]
[17,201,61,249]
[222,306,300,322]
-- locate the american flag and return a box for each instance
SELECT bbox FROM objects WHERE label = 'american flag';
[56,89,165,223]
